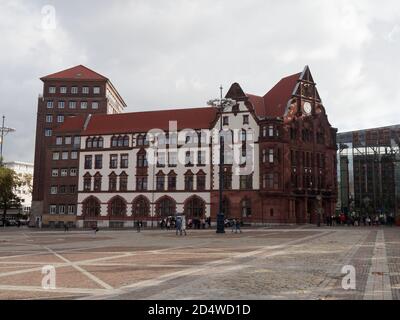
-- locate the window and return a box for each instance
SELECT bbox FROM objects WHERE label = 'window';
[45,129,52,137]
[85,155,92,169]
[92,102,99,109]
[197,173,206,191]
[95,155,103,169]
[93,87,100,94]
[157,197,176,217]
[83,175,92,191]
[109,173,117,192]
[110,154,118,169]
[241,198,252,217]
[185,151,193,166]
[94,174,102,192]
[71,87,78,94]
[120,154,129,168]
[82,87,89,94]
[52,169,59,177]
[185,196,205,218]
[52,152,60,160]
[263,173,274,189]
[223,116,229,126]
[81,101,88,109]
[269,125,274,137]
[157,152,165,167]
[184,172,194,191]
[119,173,128,191]
[64,136,71,145]
[168,172,177,191]
[60,87,67,94]
[50,186,58,194]
[70,168,77,176]
[68,205,75,215]
[59,186,66,194]
[240,174,253,190]
[109,197,126,216]
[137,152,148,167]
[132,197,150,216]
[83,197,101,217]
[243,115,249,125]
[69,101,76,109]
[240,129,247,142]
[73,136,80,146]
[61,169,68,177]
[197,151,206,165]
[50,205,57,214]
[156,174,165,191]
[71,151,78,160]
[223,171,232,190]
[136,176,148,191]
[49,87,56,94]
[46,115,53,123]
[56,137,63,145]
[57,115,64,123]
[58,101,65,109]
[47,101,54,109]
[169,152,177,167]
[61,152,68,160]
[269,149,274,164]
[136,135,145,146]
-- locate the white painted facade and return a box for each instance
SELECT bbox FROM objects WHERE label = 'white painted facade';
[76,101,258,226]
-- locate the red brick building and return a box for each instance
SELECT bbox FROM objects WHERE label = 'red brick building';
[31,65,126,227]
[32,65,337,227]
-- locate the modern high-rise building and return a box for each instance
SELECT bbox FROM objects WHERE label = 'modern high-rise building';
[31,65,126,227]
[337,125,400,217]
[32,65,337,228]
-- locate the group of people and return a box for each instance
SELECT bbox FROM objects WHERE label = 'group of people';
[229,219,243,234]
[326,213,396,227]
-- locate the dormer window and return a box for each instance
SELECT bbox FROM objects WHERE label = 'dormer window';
[243,115,249,125]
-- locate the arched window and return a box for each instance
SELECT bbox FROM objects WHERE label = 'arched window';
[111,136,118,147]
[82,197,101,217]
[119,172,128,191]
[241,198,252,217]
[83,173,92,191]
[137,149,148,167]
[196,170,206,191]
[184,196,205,218]
[117,136,124,147]
[92,137,99,148]
[156,196,176,217]
[109,172,117,191]
[123,135,129,147]
[93,172,102,192]
[132,196,150,216]
[137,135,145,146]
[98,137,104,148]
[222,197,230,217]
[108,196,126,217]
[184,170,194,191]
[86,137,93,149]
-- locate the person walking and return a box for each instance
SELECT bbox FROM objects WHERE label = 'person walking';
[231,219,236,233]
[235,219,242,234]
[64,223,69,232]
[175,216,182,236]
[136,220,141,233]
[181,215,187,236]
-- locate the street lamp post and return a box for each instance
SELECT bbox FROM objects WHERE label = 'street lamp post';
[0,115,16,166]
[208,86,236,234]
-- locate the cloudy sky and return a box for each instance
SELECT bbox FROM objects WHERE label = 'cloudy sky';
[1,0,399,163]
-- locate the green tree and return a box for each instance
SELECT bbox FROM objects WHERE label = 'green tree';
[0,167,21,223]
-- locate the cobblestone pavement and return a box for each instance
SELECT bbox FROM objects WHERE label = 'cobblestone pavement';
[0,226,398,300]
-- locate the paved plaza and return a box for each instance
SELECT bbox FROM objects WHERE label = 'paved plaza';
[0,226,399,300]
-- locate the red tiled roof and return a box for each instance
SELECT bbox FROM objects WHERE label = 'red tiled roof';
[41,65,108,81]
[55,115,86,133]
[246,94,265,117]
[263,73,301,117]
[82,107,218,135]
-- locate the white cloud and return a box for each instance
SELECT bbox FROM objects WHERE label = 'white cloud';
[1,0,400,162]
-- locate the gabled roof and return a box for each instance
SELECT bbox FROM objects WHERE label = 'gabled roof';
[61,107,219,136]
[263,72,301,117]
[41,65,108,81]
